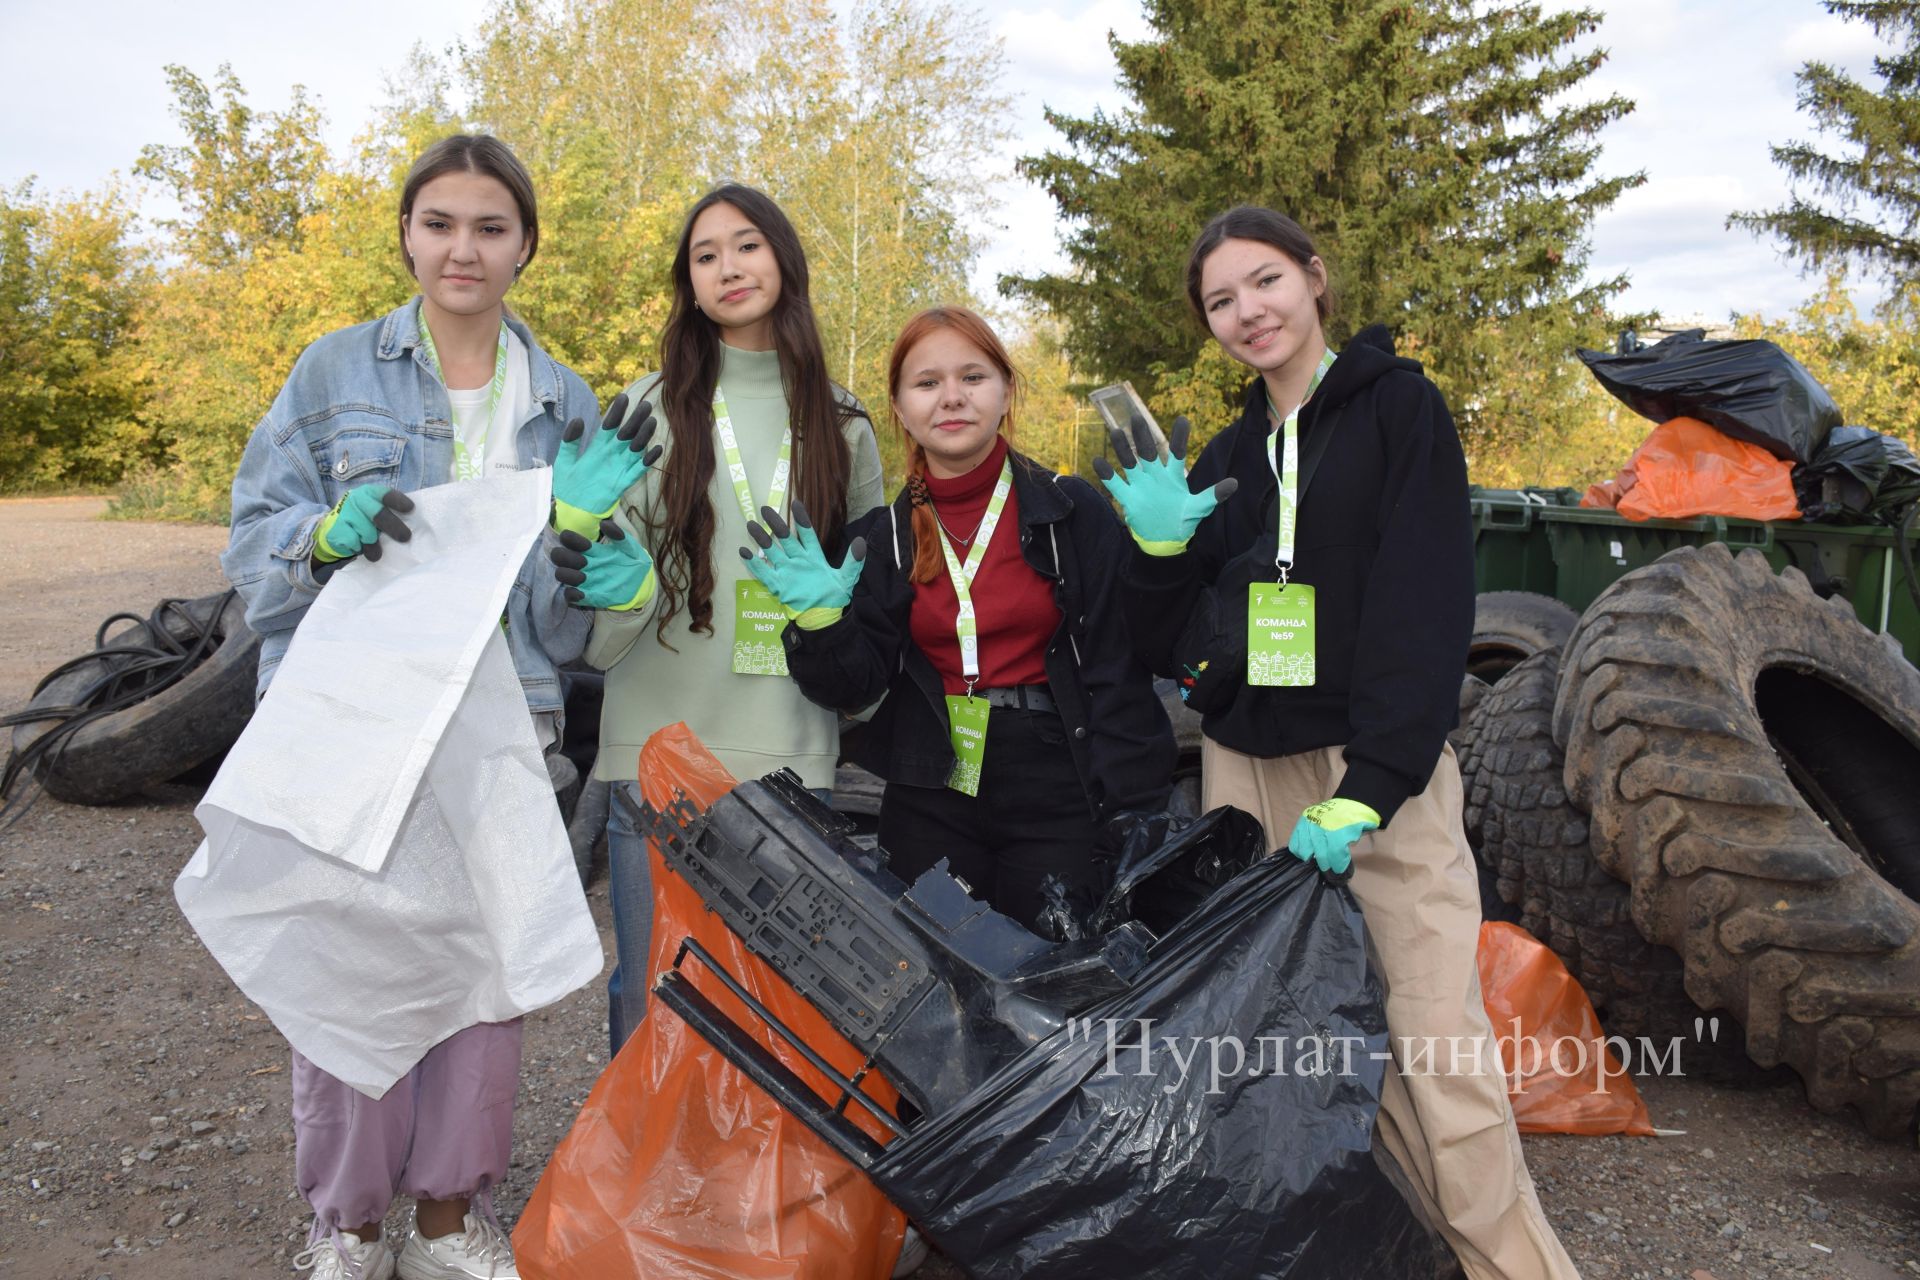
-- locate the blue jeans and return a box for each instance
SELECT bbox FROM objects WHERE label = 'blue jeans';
[605,782,651,1058]
[605,779,832,1058]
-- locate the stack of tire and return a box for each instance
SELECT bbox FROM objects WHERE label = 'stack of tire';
[8,592,260,805]
[1457,545,1920,1139]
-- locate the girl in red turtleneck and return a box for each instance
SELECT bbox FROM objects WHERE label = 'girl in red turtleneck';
[752,305,1174,930]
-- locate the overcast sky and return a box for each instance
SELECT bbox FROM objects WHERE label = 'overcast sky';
[0,0,1897,325]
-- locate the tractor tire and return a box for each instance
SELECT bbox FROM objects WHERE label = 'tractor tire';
[1469,651,1741,1052]
[14,593,259,806]
[1469,590,1580,683]
[1458,673,1492,727]
[1454,679,1492,850]
[1453,672,1523,927]
[1463,652,1578,942]
[1554,543,1920,1137]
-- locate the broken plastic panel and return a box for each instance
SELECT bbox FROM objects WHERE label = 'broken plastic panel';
[635,773,1154,1123]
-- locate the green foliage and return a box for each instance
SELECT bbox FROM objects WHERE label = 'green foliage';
[742,0,1011,478]
[1004,314,1102,478]
[11,0,1706,514]
[1732,269,1920,446]
[124,62,363,520]
[1150,342,1257,444]
[458,0,732,385]
[1731,2,1920,286]
[0,181,156,493]
[1005,0,1643,459]
[134,64,329,270]
[91,0,1011,519]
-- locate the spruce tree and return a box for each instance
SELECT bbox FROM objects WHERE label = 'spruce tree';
[1005,0,1641,445]
[1731,1,1920,285]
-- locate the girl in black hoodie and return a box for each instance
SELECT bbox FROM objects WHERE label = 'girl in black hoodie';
[1101,207,1579,1280]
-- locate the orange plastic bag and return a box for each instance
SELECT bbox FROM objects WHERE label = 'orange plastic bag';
[1579,472,1630,510]
[1578,416,1800,521]
[513,724,904,1279]
[1477,922,1655,1136]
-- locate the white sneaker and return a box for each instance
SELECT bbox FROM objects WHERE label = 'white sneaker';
[892,1223,931,1277]
[293,1230,396,1280]
[396,1213,520,1280]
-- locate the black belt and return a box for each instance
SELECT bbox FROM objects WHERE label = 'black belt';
[977,684,1057,713]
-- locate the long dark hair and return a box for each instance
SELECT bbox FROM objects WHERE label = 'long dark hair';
[1184,206,1333,327]
[397,134,539,276]
[649,183,856,641]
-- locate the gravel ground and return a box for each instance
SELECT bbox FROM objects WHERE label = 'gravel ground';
[2,497,1917,1280]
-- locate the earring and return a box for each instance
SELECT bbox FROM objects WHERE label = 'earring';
[693,300,701,312]
[513,262,524,279]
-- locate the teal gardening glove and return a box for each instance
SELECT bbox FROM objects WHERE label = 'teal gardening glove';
[739,498,867,630]
[550,522,656,611]
[1091,414,1238,555]
[313,485,415,563]
[550,393,661,540]
[1287,799,1381,875]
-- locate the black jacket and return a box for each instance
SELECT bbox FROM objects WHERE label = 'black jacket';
[1121,325,1473,826]
[784,449,1176,821]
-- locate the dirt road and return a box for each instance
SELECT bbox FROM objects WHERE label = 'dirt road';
[0,498,1916,1279]
[0,498,230,714]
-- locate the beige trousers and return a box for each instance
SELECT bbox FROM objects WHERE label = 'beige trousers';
[1203,738,1581,1280]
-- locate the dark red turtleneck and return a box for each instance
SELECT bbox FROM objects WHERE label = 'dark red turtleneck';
[909,437,1058,696]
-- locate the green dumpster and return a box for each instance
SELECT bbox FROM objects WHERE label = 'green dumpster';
[1469,488,1920,665]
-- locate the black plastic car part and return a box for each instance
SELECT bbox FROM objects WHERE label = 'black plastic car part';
[636,772,1157,1122]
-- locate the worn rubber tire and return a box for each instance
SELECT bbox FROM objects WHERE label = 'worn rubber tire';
[1448,674,1491,760]
[1464,652,1581,941]
[568,776,611,887]
[1452,673,1524,928]
[1467,652,1724,1041]
[14,593,260,806]
[1454,679,1491,846]
[1554,543,1920,1138]
[1459,672,1491,722]
[1469,591,1579,683]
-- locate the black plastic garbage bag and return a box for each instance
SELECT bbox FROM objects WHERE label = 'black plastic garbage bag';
[1086,806,1265,936]
[643,778,1452,1279]
[1036,807,1269,943]
[1795,425,1920,523]
[1578,329,1841,462]
[867,854,1447,1280]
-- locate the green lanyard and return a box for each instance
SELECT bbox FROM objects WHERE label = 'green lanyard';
[1266,347,1338,579]
[934,457,1014,692]
[418,312,510,482]
[714,387,792,524]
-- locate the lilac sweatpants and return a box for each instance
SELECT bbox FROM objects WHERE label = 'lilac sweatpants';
[291,1020,523,1229]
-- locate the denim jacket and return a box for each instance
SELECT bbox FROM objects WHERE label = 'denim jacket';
[223,297,598,715]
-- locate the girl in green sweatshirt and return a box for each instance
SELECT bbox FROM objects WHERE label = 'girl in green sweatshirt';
[550,183,885,1051]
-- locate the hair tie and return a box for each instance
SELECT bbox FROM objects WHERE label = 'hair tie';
[906,475,931,507]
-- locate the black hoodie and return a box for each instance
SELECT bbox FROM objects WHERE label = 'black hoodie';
[1120,324,1473,825]
[784,449,1176,821]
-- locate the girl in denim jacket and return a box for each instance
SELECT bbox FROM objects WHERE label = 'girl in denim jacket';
[223,135,616,1280]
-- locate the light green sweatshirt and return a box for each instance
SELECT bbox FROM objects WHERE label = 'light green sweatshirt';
[585,343,886,788]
